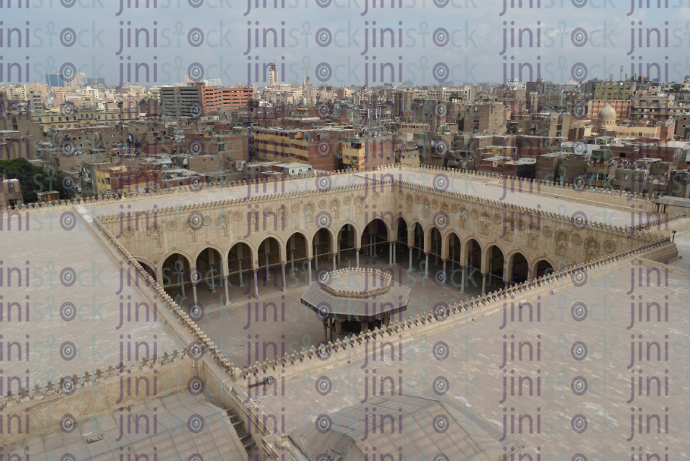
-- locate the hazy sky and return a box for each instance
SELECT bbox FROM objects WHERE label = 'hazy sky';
[1,0,689,86]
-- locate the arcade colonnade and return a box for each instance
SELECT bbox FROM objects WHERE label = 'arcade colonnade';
[136,217,555,303]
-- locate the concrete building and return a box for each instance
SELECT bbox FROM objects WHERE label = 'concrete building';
[252,127,354,171]
[464,102,509,134]
[593,79,636,100]
[201,85,254,113]
[341,133,394,168]
[613,157,672,195]
[160,83,204,118]
[0,176,22,207]
[94,164,162,195]
[588,99,631,120]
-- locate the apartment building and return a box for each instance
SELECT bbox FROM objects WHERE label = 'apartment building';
[593,80,636,100]
[588,100,631,120]
[201,86,254,113]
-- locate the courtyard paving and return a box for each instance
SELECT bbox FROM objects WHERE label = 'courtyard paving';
[177,247,495,368]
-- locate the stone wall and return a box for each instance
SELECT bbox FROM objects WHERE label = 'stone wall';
[95,172,675,278]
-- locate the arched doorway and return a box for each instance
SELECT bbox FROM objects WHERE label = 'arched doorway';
[313,228,333,270]
[227,242,252,288]
[428,227,442,266]
[394,217,409,266]
[510,252,529,285]
[448,233,461,272]
[486,245,505,289]
[413,222,424,258]
[337,223,357,266]
[195,247,223,295]
[466,239,481,272]
[161,253,191,305]
[258,237,281,287]
[360,218,388,259]
[395,217,408,244]
[464,239,482,293]
[534,259,554,279]
[286,232,308,275]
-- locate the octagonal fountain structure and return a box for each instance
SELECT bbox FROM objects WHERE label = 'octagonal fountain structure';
[301,268,411,342]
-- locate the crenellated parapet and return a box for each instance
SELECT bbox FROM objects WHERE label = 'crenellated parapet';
[235,235,675,384]
[92,168,683,273]
[1,163,676,218]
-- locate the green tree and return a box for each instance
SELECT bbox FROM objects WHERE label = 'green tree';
[0,158,66,203]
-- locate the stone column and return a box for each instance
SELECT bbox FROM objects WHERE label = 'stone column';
[315,247,319,268]
[460,265,465,293]
[192,284,197,303]
[178,266,186,297]
[333,254,336,271]
[356,251,360,269]
[281,264,287,292]
[442,259,447,272]
[481,273,487,296]
[408,246,413,271]
[223,263,230,305]
[209,251,217,293]
[424,253,429,279]
[209,265,217,293]
[389,243,393,265]
[393,243,397,264]
[253,270,259,298]
[238,260,244,287]
[308,259,313,284]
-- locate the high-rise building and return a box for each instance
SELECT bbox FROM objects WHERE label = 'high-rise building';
[45,72,65,88]
[201,85,253,112]
[160,83,204,118]
[86,77,106,86]
[72,73,86,87]
[268,62,279,86]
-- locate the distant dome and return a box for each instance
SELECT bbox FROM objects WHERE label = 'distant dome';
[599,104,617,125]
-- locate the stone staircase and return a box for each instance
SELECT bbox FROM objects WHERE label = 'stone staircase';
[226,409,257,454]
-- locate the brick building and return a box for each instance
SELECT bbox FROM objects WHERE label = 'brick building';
[201,86,254,113]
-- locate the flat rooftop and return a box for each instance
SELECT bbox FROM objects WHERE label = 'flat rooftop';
[1,206,180,386]
[253,257,690,459]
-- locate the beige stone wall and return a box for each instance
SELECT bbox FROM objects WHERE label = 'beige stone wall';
[99,177,664,280]
[1,357,198,446]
